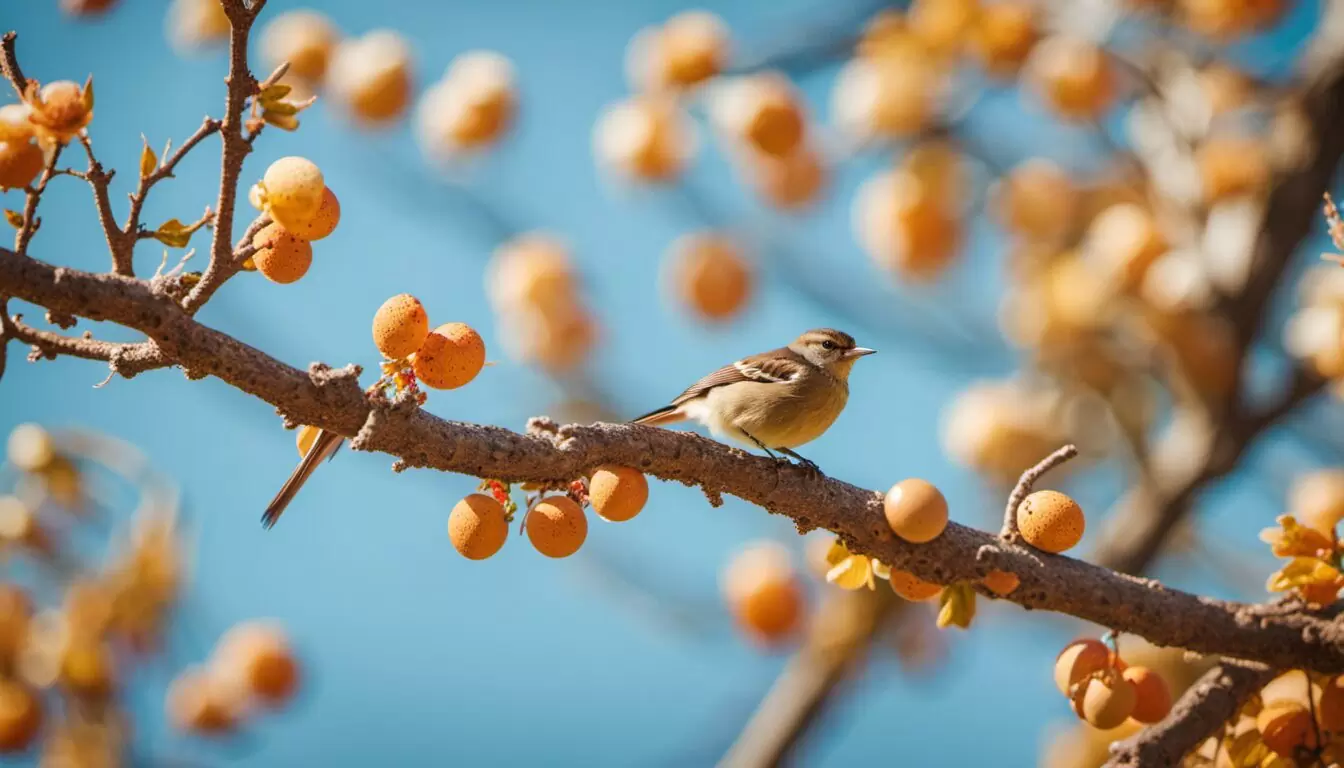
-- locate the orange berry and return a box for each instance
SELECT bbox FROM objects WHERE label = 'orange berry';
[1261,670,1321,709]
[903,140,966,211]
[61,0,119,16]
[982,569,1019,596]
[855,169,960,281]
[448,493,509,560]
[259,10,338,82]
[888,569,942,601]
[630,11,729,91]
[0,680,41,753]
[60,641,116,699]
[995,159,1078,244]
[486,233,576,316]
[1290,469,1344,535]
[1318,675,1344,732]
[1017,489,1085,553]
[722,542,805,646]
[588,466,648,523]
[250,222,312,284]
[295,425,320,458]
[0,140,43,191]
[25,80,93,143]
[1197,136,1269,203]
[1054,639,1110,695]
[1257,701,1317,757]
[525,495,587,558]
[0,585,30,666]
[167,0,230,52]
[166,667,240,735]
[1071,673,1137,729]
[1124,666,1173,724]
[417,52,517,156]
[413,323,486,390]
[0,105,34,143]
[908,0,977,58]
[715,74,805,158]
[666,232,753,322]
[593,96,693,182]
[883,478,949,543]
[498,304,598,375]
[1027,36,1116,122]
[972,2,1038,77]
[831,54,937,141]
[214,622,300,707]
[284,187,340,242]
[371,294,430,360]
[328,30,413,126]
[747,145,827,210]
[261,156,325,231]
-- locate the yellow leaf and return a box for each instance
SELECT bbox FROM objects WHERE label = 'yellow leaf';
[258,83,292,102]
[152,218,192,249]
[826,555,874,591]
[1223,728,1268,767]
[870,560,891,580]
[936,583,976,630]
[1261,515,1334,558]
[261,110,299,131]
[823,539,851,568]
[260,100,298,116]
[81,75,94,111]
[3,210,22,229]
[139,138,157,179]
[1266,556,1340,593]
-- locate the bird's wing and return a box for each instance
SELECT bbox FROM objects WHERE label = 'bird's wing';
[669,347,808,406]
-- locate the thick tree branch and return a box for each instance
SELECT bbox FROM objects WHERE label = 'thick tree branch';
[3,248,1344,674]
[2,312,168,380]
[1104,661,1274,768]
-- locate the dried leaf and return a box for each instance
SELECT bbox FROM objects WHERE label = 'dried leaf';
[1260,515,1334,558]
[936,582,976,630]
[258,83,292,102]
[1223,728,1268,767]
[152,219,192,249]
[3,209,23,229]
[1266,556,1340,593]
[260,100,299,116]
[826,554,874,591]
[261,110,299,131]
[81,75,94,111]
[139,138,158,179]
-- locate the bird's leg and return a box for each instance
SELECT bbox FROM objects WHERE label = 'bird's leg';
[778,447,822,475]
[739,430,780,461]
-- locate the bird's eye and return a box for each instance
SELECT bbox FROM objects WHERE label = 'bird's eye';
[821,340,836,350]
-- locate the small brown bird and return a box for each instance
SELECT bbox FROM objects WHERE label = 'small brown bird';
[262,430,343,529]
[631,328,875,470]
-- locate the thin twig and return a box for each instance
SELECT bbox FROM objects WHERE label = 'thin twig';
[77,133,124,272]
[0,32,28,99]
[14,143,63,256]
[125,117,223,245]
[1001,444,1079,540]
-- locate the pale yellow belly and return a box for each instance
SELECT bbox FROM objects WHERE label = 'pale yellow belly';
[694,380,848,449]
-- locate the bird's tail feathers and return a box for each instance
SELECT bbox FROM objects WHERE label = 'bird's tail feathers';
[630,405,686,427]
[262,430,343,529]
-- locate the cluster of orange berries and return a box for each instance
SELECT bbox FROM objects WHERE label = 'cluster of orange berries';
[1193,670,1344,765]
[1054,637,1173,730]
[446,467,649,561]
[246,156,341,284]
[0,78,95,191]
[370,293,486,393]
[1260,469,1344,607]
[486,234,599,376]
[166,622,300,737]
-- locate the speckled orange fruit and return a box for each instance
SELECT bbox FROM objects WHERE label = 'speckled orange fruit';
[413,323,486,390]
[285,187,340,241]
[261,156,325,231]
[888,569,942,601]
[1054,639,1110,695]
[525,495,587,558]
[0,140,43,190]
[0,680,41,753]
[883,478,948,543]
[1071,674,1136,729]
[372,294,430,360]
[971,2,1038,77]
[448,493,509,560]
[667,232,753,322]
[1017,489,1084,553]
[982,569,1020,597]
[251,222,313,284]
[1318,675,1344,732]
[722,542,804,646]
[1124,666,1172,724]
[166,667,240,735]
[588,466,648,523]
[213,622,300,707]
[1257,702,1317,757]
[295,425,320,458]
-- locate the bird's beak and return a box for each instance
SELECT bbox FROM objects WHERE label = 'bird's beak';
[845,347,876,358]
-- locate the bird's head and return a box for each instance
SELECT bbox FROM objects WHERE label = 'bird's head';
[790,328,875,377]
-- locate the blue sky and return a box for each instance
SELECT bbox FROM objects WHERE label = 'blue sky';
[1,0,1336,765]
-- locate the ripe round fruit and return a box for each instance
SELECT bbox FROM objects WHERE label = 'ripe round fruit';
[448,493,509,560]
[1054,639,1110,695]
[0,680,41,753]
[28,81,93,142]
[971,2,1038,77]
[715,75,805,158]
[417,52,517,156]
[883,478,949,543]
[1017,489,1085,553]
[593,96,691,182]
[1290,469,1344,535]
[982,569,1020,596]
[213,622,300,706]
[1318,675,1344,732]
[0,105,34,143]
[632,10,729,91]
[0,584,31,665]
[371,294,430,360]
[995,159,1077,244]
[525,495,587,558]
[327,30,413,125]
[250,222,313,284]
[413,323,486,390]
[1071,674,1137,729]
[748,145,827,210]
[888,569,942,601]
[666,232,753,322]
[60,641,115,699]
[166,667,239,735]
[1197,136,1269,203]
[285,187,340,241]
[0,140,43,191]
[1027,36,1116,122]
[1257,701,1317,757]
[1124,666,1173,724]
[722,542,805,645]
[588,466,648,523]
[261,156,325,231]
[831,53,936,141]
[295,425,320,458]
[259,10,338,82]
[854,169,960,281]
